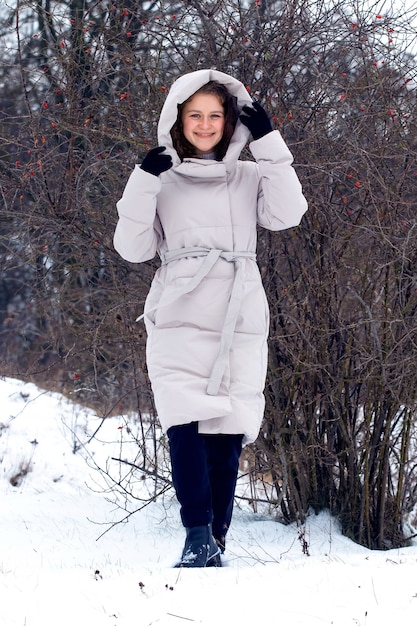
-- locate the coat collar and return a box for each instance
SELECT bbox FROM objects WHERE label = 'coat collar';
[165,158,227,180]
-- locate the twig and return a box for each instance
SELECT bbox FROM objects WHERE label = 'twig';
[110,457,170,484]
[92,483,172,541]
[166,613,195,622]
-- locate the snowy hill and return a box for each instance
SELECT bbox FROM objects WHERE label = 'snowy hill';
[1,377,417,626]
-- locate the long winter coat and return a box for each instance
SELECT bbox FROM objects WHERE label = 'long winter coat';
[114,69,307,444]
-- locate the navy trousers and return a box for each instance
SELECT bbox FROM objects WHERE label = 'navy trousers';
[167,421,243,543]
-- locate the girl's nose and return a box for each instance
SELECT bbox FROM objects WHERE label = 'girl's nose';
[198,116,211,128]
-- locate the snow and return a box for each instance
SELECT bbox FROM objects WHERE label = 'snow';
[1,377,417,626]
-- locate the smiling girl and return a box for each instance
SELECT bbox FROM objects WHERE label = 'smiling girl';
[114,69,308,567]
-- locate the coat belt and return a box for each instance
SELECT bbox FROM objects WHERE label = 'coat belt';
[138,247,256,396]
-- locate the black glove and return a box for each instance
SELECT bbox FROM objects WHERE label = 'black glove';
[140,146,173,176]
[239,102,272,140]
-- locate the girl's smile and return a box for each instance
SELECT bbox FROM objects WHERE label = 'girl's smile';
[182,93,225,155]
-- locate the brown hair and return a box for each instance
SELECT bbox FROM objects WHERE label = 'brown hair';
[170,81,240,161]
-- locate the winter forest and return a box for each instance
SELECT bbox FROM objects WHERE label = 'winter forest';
[1,0,417,552]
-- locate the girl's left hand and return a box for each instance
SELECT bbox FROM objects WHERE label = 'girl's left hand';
[239,102,272,140]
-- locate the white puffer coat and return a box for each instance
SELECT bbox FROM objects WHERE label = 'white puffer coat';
[114,69,307,444]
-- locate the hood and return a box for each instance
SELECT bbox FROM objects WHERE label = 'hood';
[157,69,253,170]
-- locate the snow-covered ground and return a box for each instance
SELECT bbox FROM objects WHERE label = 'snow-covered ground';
[1,377,417,626]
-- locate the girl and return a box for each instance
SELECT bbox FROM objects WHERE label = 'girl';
[114,69,307,567]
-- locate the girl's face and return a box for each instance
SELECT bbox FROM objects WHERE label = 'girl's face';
[181,93,225,155]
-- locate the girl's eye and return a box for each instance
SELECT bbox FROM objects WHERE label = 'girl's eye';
[188,113,223,119]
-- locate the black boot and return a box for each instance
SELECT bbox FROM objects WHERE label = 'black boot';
[214,534,226,554]
[206,538,223,567]
[176,524,221,568]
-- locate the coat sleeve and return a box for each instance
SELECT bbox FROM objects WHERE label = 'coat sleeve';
[250,131,308,230]
[113,165,163,263]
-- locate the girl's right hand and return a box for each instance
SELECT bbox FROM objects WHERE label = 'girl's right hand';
[140,146,173,176]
